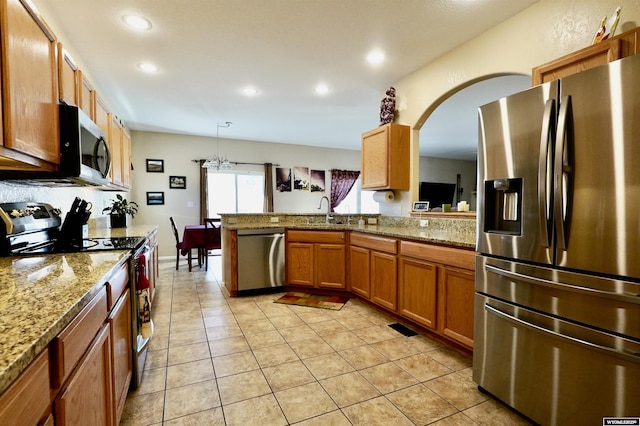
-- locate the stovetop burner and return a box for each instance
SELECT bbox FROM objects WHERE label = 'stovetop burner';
[10,236,146,256]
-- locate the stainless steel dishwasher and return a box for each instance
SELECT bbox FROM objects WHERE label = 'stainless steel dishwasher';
[237,228,285,293]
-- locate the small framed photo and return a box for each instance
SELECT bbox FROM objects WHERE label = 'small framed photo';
[146,159,164,173]
[169,175,186,189]
[412,201,430,212]
[146,192,165,205]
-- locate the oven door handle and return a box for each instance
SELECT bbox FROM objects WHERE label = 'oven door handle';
[484,304,640,364]
[486,264,640,302]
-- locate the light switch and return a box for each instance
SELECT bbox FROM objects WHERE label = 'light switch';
[187,201,194,208]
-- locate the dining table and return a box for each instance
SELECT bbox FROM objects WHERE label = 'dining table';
[180,224,221,271]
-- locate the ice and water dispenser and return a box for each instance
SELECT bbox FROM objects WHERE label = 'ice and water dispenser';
[483,178,522,235]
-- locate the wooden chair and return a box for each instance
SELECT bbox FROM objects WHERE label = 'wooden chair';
[170,217,201,270]
[203,218,222,271]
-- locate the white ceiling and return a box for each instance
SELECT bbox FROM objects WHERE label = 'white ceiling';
[33,0,538,157]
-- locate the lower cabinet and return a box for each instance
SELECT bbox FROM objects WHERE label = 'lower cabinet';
[349,232,398,311]
[398,257,438,330]
[108,289,132,426]
[286,230,346,289]
[54,324,113,426]
[399,240,475,349]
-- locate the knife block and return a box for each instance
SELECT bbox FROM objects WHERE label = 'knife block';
[60,213,89,243]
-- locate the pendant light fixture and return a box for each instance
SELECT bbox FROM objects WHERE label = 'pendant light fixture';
[202,121,233,170]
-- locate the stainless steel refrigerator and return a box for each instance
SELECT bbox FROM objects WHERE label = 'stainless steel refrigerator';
[474,53,640,425]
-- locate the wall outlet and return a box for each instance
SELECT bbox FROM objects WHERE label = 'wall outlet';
[367,217,377,225]
[270,216,280,223]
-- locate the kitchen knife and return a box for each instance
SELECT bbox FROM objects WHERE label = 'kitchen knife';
[70,197,81,214]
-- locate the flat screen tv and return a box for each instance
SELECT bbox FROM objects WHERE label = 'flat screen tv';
[419,182,456,209]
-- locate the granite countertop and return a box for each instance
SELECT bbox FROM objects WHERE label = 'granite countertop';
[224,222,476,249]
[0,224,158,395]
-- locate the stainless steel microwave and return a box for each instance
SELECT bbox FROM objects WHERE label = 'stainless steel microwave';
[0,104,112,187]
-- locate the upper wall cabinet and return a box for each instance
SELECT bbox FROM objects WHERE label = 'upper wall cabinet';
[58,43,79,107]
[361,123,410,190]
[78,71,95,121]
[0,0,59,171]
[532,26,640,86]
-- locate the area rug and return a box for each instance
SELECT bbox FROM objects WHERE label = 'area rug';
[274,292,349,310]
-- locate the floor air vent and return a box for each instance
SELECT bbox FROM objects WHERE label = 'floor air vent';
[388,323,418,337]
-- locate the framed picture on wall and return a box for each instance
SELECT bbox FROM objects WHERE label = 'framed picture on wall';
[311,170,325,192]
[146,192,165,205]
[146,159,164,173]
[293,167,310,191]
[169,176,186,189]
[276,167,291,192]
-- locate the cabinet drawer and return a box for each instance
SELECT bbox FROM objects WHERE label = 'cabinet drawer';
[400,241,476,270]
[287,230,345,244]
[0,349,50,425]
[51,287,108,388]
[107,264,129,310]
[350,232,397,254]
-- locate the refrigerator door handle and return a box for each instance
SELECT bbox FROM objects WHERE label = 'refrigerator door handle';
[486,263,640,302]
[554,95,573,250]
[484,303,640,364]
[538,99,555,247]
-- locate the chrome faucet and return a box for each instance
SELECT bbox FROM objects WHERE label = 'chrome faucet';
[318,196,333,223]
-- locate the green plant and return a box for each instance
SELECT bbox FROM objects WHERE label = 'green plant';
[102,194,139,218]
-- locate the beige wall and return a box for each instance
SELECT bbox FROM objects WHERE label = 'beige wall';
[383,0,640,215]
[130,131,361,257]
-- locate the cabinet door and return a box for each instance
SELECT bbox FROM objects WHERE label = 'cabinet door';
[438,266,474,348]
[315,243,345,289]
[1,0,59,168]
[58,44,78,106]
[370,251,397,311]
[94,94,110,135]
[108,290,132,426]
[286,242,314,286]
[121,130,131,188]
[55,324,114,426]
[398,258,437,330]
[108,114,123,186]
[349,246,370,298]
[78,71,95,120]
[361,126,389,188]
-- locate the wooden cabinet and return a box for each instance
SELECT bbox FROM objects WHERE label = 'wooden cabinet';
[0,349,52,425]
[78,71,95,120]
[286,230,346,289]
[108,113,124,187]
[108,289,132,426]
[121,129,132,188]
[54,324,113,426]
[0,0,59,171]
[95,94,110,135]
[58,43,79,106]
[532,26,640,86]
[399,240,475,349]
[222,228,239,296]
[361,123,410,190]
[398,257,437,330]
[349,232,398,311]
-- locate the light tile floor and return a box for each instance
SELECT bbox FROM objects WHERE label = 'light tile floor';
[120,258,533,425]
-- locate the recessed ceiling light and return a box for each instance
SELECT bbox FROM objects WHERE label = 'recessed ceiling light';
[366,49,385,65]
[314,84,330,95]
[123,15,152,30]
[242,86,260,96]
[138,62,158,73]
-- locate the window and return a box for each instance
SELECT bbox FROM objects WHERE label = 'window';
[207,167,264,217]
[332,178,380,214]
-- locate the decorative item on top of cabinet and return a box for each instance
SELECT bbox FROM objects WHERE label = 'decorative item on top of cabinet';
[58,43,79,106]
[379,86,396,125]
[0,0,59,170]
[532,25,640,86]
[361,123,410,190]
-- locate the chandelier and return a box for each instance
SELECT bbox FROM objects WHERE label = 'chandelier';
[202,121,233,170]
